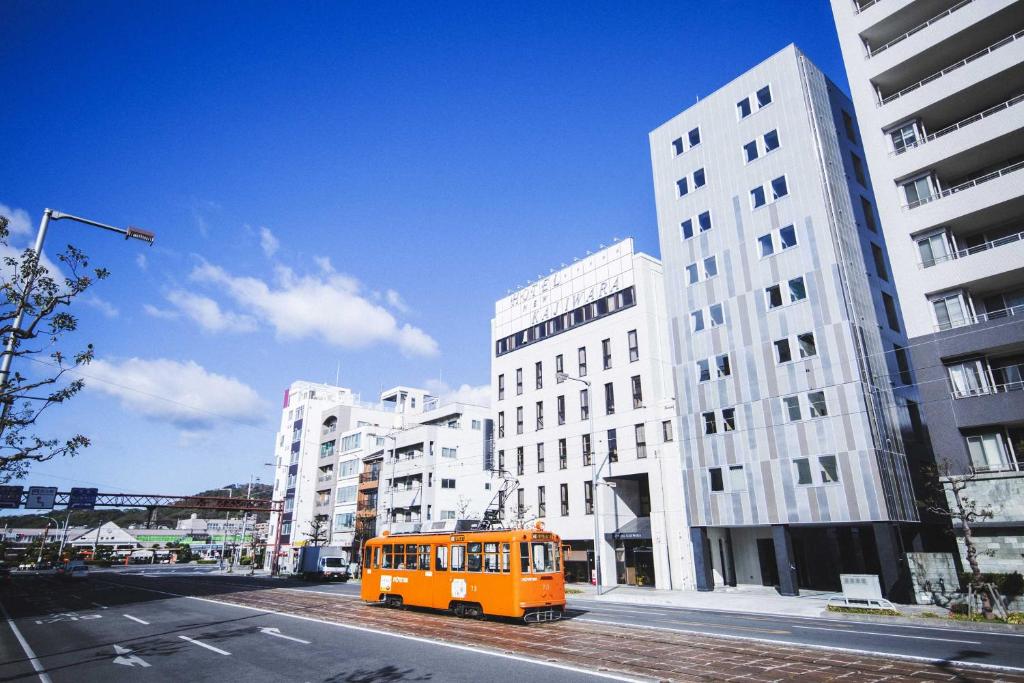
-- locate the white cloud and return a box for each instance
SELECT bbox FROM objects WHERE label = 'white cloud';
[425,379,491,408]
[258,226,279,258]
[86,357,266,429]
[80,295,119,318]
[164,289,258,333]
[135,253,148,270]
[190,261,439,357]
[143,303,178,320]
[385,289,411,314]
[0,203,33,236]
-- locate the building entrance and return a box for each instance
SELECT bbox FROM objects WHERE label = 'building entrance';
[615,541,656,587]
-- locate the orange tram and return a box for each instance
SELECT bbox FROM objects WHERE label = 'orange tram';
[360,525,566,623]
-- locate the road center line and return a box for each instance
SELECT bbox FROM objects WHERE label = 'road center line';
[0,600,53,683]
[791,625,981,644]
[123,614,150,625]
[178,635,231,655]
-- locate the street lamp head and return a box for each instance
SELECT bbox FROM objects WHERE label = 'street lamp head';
[555,371,569,382]
[125,226,156,245]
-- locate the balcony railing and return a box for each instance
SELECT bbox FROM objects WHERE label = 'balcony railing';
[906,159,1024,209]
[971,460,1022,474]
[881,29,1024,105]
[868,0,973,57]
[358,472,380,483]
[920,226,1024,268]
[937,303,1024,331]
[854,0,882,14]
[951,364,1024,398]
[894,92,1024,157]
[316,473,334,484]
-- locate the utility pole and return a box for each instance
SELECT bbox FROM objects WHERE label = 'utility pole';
[218,488,233,571]
[234,475,259,568]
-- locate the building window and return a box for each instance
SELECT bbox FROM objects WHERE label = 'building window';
[582,434,592,467]
[441,478,456,489]
[536,401,544,430]
[793,458,812,485]
[967,432,1012,472]
[560,483,569,516]
[709,467,725,492]
[783,396,802,422]
[798,332,817,358]
[631,375,643,409]
[498,450,505,472]
[681,210,713,240]
[743,128,780,162]
[750,175,788,209]
[662,420,673,442]
[737,84,771,119]
[889,120,919,153]
[627,329,639,362]
[871,244,889,281]
[842,110,858,143]
[578,347,587,376]
[767,277,807,309]
[516,368,523,395]
[635,423,647,459]
[602,338,612,369]
[851,153,867,186]
[555,354,564,381]
[697,358,710,382]
[686,263,699,286]
[819,455,840,483]
[902,174,934,207]
[517,447,525,476]
[442,447,457,458]
[537,486,546,517]
[558,438,567,469]
[516,489,525,517]
[722,407,736,432]
[497,374,504,401]
[931,292,969,330]
[917,230,952,268]
[880,292,901,332]
[808,391,828,418]
[604,382,615,415]
[584,481,593,515]
[607,428,618,462]
[894,345,912,385]
[672,126,701,156]
[535,361,543,390]
[694,167,706,188]
[716,353,731,378]
[758,224,797,258]
[557,395,565,425]
[774,338,792,364]
[703,411,717,435]
[676,168,706,197]
[498,411,505,438]
[516,406,523,435]
[676,177,689,197]
[537,443,545,473]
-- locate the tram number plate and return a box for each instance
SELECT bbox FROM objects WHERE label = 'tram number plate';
[532,533,554,540]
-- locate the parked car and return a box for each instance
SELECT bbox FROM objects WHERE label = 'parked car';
[57,560,88,580]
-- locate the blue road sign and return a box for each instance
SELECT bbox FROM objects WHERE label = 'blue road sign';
[0,485,23,509]
[68,487,99,510]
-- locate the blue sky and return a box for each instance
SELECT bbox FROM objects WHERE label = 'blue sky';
[0,1,847,498]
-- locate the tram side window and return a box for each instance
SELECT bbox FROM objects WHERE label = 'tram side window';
[451,545,466,571]
[364,547,372,569]
[501,543,511,573]
[403,544,417,570]
[532,542,556,573]
[373,546,380,568]
[418,545,431,570]
[467,542,483,572]
[435,545,448,571]
[519,542,531,573]
[484,542,499,572]
[382,544,393,569]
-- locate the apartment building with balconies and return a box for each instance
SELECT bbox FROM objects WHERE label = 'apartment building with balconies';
[371,393,493,537]
[490,239,690,590]
[832,0,1024,572]
[650,45,921,598]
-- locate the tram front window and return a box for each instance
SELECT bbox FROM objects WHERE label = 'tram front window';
[531,542,559,573]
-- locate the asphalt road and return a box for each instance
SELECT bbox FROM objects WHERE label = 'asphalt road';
[274,574,1024,671]
[0,571,619,683]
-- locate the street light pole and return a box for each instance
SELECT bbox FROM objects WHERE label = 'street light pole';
[558,372,603,595]
[218,488,233,571]
[0,209,154,415]
[35,516,60,566]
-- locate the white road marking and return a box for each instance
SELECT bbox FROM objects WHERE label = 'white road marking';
[280,587,358,598]
[123,614,150,625]
[178,635,231,655]
[112,644,151,668]
[0,599,53,683]
[584,606,675,617]
[260,626,311,644]
[791,625,981,644]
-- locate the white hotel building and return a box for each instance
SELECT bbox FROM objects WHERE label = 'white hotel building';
[491,239,691,590]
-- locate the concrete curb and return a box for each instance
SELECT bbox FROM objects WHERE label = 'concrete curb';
[827,610,1024,633]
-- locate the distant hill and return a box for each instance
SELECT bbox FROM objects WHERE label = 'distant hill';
[0,482,274,529]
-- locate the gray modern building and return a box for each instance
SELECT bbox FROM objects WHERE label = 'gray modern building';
[831,0,1024,572]
[649,45,922,596]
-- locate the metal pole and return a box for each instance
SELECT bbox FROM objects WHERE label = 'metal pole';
[587,384,604,596]
[220,489,232,571]
[36,522,51,565]
[386,433,398,533]
[0,210,53,406]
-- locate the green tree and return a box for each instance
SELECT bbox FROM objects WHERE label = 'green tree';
[0,214,108,482]
[306,516,329,547]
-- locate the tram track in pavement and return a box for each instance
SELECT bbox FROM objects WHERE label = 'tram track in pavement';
[102,572,1024,683]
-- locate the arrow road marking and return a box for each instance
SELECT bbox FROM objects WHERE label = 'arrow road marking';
[178,635,231,655]
[123,614,149,625]
[259,626,311,644]
[112,644,151,668]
